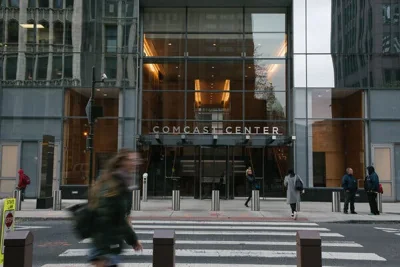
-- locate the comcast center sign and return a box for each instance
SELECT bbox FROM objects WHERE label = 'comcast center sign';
[151,126,281,135]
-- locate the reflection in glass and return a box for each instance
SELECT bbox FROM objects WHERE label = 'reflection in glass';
[332,55,369,88]
[245,33,287,58]
[310,120,365,187]
[293,0,306,53]
[294,55,306,87]
[143,61,184,90]
[143,8,186,32]
[306,0,332,53]
[142,91,185,120]
[307,55,334,87]
[245,60,286,91]
[187,8,243,33]
[187,34,242,57]
[244,91,286,120]
[294,89,306,118]
[308,89,364,119]
[244,9,286,32]
[186,92,243,123]
[369,54,400,88]
[187,61,243,91]
[144,33,185,57]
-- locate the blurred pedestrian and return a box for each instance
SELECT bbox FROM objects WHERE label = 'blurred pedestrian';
[16,169,30,201]
[88,149,143,267]
[284,169,304,220]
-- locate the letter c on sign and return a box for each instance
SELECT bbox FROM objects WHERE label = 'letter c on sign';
[226,127,232,134]
[184,126,190,134]
[152,126,159,133]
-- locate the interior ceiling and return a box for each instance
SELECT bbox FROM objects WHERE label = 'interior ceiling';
[139,0,292,7]
[71,88,120,99]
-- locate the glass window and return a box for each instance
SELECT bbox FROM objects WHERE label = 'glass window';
[369,54,400,88]
[294,89,306,118]
[105,0,118,17]
[38,0,49,7]
[243,121,287,135]
[26,55,34,80]
[309,119,365,187]
[0,20,3,43]
[143,8,186,32]
[105,56,117,79]
[38,21,50,44]
[143,60,184,90]
[294,55,306,87]
[144,33,184,57]
[64,88,119,117]
[306,0,332,53]
[64,55,72,78]
[244,9,286,32]
[188,8,243,33]
[370,90,400,119]
[62,118,118,185]
[245,59,286,91]
[244,91,286,120]
[65,22,72,45]
[54,0,63,8]
[187,60,243,91]
[187,34,243,57]
[307,55,334,87]
[37,56,48,80]
[143,91,185,120]
[66,0,73,8]
[293,0,306,53]
[383,4,391,24]
[245,33,287,58]
[186,92,243,123]
[7,20,19,43]
[1,145,18,178]
[52,55,62,79]
[307,89,364,119]
[105,25,117,53]
[8,0,18,7]
[6,56,17,80]
[53,22,64,44]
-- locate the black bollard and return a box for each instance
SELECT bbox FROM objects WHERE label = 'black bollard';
[4,231,34,267]
[296,230,322,267]
[153,229,175,267]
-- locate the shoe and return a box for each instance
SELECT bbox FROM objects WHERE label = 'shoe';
[293,211,298,220]
[351,211,357,214]
[290,213,294,219]
[244,203,249,208]
[344,211,348,214]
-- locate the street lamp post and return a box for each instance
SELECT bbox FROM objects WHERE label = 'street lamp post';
[86,66,106,188]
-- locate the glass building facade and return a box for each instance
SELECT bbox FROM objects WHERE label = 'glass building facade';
[0,0,399,201]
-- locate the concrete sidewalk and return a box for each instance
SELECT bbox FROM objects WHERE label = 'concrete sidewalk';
[14,198,400,223]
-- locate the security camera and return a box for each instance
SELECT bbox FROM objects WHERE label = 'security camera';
[101,73,107,82]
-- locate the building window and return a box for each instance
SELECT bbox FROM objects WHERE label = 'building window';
[38,0,49,8]
[54,0,62,9]
[53,21,64,44]
[105,25,117,53]
[105,57,117,79]
[65,21,72,45]
[26,55,34,80]
[105,0,118,17]
[1,145,18,178]
[0,20,3,44]
[7,20,19,43]
[6,56,17,80]
[64,55,72,78]
[8,0,19,8]
[65,0,73,8]
[52,55,62,79]
[37,56,48,80]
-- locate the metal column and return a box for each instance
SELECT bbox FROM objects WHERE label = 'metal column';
[377,193,383,213]
[142,173,148,202]
[331,191,341,212]
[13,190,21,211]
[251,190,260,211]
[52,190,62,210]
[132,189,141,211]
[172,190,180,211]
[211,190,220,211]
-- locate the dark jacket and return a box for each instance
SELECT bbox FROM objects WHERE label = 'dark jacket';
[91,171,138,256]
[366,166,380,192]
[247,174,257,190]
[342,174,358,192]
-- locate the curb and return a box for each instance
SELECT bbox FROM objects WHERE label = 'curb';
[328,220,400,224]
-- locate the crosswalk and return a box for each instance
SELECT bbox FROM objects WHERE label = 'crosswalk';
[374,226,400,236]
[40,219,386,266]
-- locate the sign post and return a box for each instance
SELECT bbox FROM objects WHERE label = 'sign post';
[0,198,16,264]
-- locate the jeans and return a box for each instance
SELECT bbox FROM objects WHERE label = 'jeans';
[344,191,356,212]
[290,203,297,213]
[367,192,379,215]
[88,247,120,266]
[20,187,26,201]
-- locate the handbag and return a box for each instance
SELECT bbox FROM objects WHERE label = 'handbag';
[295,176,304,191]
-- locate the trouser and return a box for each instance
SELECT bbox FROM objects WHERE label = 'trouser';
[245,190,252,205]
[367,192,379,215]
[344,191,356,212]
[290,203,297,213]
[20,187,26,201]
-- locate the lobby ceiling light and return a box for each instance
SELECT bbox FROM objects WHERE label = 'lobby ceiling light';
[168,43,172,46]
[96,89,100,91]
[103,93,107,96]
[20,24,45,29]
[176,66,179,68]
[213,43,216,46]
[212,66,215,69]
[211,75,214,77]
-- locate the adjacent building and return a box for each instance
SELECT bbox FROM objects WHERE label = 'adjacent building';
[0,0,399,201]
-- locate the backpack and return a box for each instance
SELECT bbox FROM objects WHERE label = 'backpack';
[295,176,304,191]
[68,203,95,239]
[23,175,31,185]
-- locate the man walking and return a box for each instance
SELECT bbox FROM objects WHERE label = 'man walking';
[17,169,30,201]
[342,168,358,214]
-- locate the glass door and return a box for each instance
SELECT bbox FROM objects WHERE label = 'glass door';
[372,144,395,201]
[199,146,228,199]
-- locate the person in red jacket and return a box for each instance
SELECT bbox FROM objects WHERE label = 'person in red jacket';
[17,169,30,201]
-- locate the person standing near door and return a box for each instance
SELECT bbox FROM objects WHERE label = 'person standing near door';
[365,166,380,215]
[244,168,257,207]
[342,168,358,214]
[16,169,30,201]
[284,169,304,219]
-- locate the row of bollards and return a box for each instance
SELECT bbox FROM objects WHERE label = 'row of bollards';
[131,189,263,211]
[331,191,383,213]
[12,189,62,211]
[152,229,322,267]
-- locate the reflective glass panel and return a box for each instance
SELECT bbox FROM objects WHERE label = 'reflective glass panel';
[187,34,243,57]
[143,8,186,32]
[143,60,185,90]
[143,91,185,120]
[245,33,287,58]
[144,33,185,57]
[187,8,243,33]
[306,0,332,53]
[244,91,286,120]
[244,9,286,32]
[245,60,286,91]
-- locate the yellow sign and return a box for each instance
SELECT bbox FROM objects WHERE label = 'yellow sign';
[0,198,16,264]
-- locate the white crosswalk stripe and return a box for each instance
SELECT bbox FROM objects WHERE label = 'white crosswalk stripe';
[374,226,400,236]
[41,220,387,266]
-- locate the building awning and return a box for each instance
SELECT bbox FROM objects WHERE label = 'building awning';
[139,134,296,147]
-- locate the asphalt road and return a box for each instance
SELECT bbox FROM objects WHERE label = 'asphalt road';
[11,218,400,267]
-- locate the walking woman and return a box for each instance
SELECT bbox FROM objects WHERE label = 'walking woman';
[88,149,143,267]
[244,167,257,207]
[284,169,304,220]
